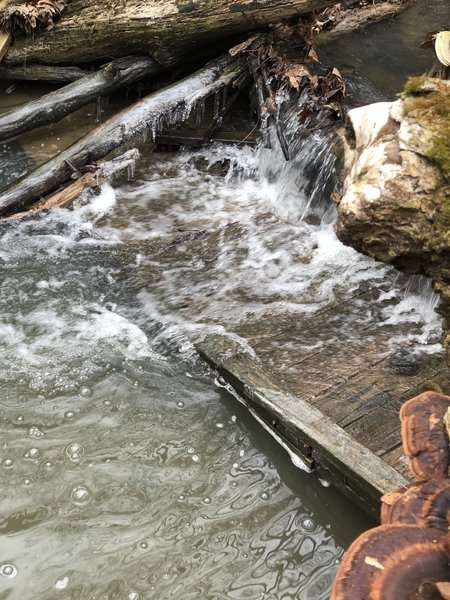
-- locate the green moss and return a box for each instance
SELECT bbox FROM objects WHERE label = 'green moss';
[402,78,450,176]
[402,75,427,97]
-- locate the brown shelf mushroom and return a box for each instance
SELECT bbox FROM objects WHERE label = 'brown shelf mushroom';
[400,392,450,480]
[381,478,450,532]
[420,581,450,599]
[330,524,449,600]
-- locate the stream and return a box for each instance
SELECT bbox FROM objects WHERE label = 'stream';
[0,1,449,598]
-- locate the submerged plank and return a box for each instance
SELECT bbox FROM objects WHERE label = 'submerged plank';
[196,334,408,515]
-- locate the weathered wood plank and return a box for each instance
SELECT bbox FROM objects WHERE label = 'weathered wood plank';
[344,357,450,456]
[196,334,408,513]
[381,444,411,480]
[313,353,447,427]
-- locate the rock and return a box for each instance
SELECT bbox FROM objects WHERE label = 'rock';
[335,77,450,362]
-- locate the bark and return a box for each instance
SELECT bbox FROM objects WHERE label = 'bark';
[0,63,86,82]
[0,54,245,216]
[316,0,408,43]
[3,148,140,220]
[4,0,335,66]
[0,56,158,142]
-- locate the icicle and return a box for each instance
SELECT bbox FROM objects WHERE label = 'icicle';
[95,97,102,123]
[213,89,221,121]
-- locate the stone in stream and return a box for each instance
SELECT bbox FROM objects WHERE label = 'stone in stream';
[335,77,450,362]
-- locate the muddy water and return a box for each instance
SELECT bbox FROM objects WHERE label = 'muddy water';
[0,1,448,598]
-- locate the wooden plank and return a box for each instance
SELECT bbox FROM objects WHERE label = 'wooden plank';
[344,358,450,456]
[314,353,447,427]
[196,334,408,514]
[381,444,411,480]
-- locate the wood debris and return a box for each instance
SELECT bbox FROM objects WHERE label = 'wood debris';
[0,0,68,35]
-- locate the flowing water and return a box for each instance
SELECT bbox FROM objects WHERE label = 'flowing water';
[0,2,448,598]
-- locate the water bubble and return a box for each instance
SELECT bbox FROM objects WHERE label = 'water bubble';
[103,399,111,406]
[191,455,199,463]
[70,486,91,506]
[23,478,32,486]
[186,447,195,454]
[2,458,13,468]
[230,481,237,488]
[230,415,237,423]
[139,541,148,549]
[64,411,75,420]
[127,593,140,600]
[178,494,185,501]
[260,492,269,501]
[44,461,53,469]
[301,517,316,532]
[24,448,41,460]
[239,450,245,457]
[203,497,211,504]
[232,463,239,469]
[133,381,139,388]
[176,401,185,409]
[216,423,224,429]
[65,443,84,462]
[16,415,24,422]
[28,426,44,438]
[79,386,91,398]
[0,564,17,578]
[55,576,69,590]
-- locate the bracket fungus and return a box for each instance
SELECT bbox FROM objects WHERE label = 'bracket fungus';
[400,392,450,480]
[330,524,449,600]
[381,478,450,531]
[331,391,450,599]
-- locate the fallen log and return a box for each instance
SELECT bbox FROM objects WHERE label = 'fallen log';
[0,63,86,82]
[3,148,139,220]
[315,0,409,43]
[0,54,246,216]
[4,0,336,66]
[0,56,158,142]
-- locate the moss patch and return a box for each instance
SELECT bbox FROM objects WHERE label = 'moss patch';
[402,78,450,175]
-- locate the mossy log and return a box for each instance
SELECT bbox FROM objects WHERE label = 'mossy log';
[0,54,245,216]
[4,0,335,66]
[0,56,158,142]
